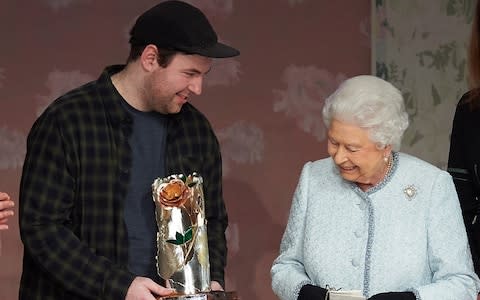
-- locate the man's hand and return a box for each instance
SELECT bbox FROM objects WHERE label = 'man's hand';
[0,192,14,230]
[210,281,224,291]
[126,277,175,300]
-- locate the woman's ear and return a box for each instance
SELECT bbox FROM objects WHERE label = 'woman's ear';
[384,144,393,156]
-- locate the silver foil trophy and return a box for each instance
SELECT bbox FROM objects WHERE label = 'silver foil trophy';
[152,173,210,295]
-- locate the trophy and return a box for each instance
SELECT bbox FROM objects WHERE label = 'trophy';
[152,173,239,300]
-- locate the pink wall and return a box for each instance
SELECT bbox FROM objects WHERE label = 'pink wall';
[0,0,370,299]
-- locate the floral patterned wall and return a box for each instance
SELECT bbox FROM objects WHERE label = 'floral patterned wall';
[373,0,476,168]
[0,0,370,299]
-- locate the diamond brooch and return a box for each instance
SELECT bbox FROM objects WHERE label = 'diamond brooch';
[404,185,417,200]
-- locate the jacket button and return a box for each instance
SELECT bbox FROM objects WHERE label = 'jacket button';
[351,259,359,267]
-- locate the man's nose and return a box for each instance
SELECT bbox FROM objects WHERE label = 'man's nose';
[188,76,203,95]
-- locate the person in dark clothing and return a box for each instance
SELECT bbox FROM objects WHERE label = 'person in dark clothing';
[448,91,480,277]
[18,1,239,299]
[448,0,480,284]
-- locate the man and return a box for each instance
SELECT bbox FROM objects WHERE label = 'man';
[0,192,14,230]
[19,1,239,299]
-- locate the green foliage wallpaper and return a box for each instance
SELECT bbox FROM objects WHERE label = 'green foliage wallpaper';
[373,0,476,168]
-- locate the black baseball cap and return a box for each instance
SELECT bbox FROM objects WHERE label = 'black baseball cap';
[129,0,240,58]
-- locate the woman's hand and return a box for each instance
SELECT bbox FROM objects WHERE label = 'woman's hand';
[297,284,328,300]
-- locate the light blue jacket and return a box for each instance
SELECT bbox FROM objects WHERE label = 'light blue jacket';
[271,152,480,300]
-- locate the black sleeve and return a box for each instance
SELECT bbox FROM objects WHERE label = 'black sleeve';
[298,284,328,300]
[368,292,415,300]
[447,94,480,274]
[447,96,479,224]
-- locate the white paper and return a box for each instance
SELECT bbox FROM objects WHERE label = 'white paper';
[329,290,366,300]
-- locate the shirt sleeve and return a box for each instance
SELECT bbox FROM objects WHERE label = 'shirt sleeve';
[271,162,314,300]
[447,97,478,224]
[447,96,480,274]
[19,110,135,299]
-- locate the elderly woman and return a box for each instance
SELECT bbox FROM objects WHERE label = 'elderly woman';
[271,75,480,300]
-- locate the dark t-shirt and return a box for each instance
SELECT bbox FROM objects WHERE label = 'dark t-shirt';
[121,99,168,280]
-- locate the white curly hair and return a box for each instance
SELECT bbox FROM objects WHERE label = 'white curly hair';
[322,75,409,151]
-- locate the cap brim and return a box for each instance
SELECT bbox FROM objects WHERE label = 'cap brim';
[177,42,240,58]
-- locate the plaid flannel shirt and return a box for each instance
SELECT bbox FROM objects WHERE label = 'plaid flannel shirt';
[19,65,228,300]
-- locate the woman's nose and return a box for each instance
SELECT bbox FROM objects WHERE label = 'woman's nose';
[332,147,347,164]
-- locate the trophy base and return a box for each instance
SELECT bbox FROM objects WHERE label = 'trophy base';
[157,291,239,300]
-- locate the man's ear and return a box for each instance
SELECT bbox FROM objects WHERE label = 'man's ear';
[140,44,159,71]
